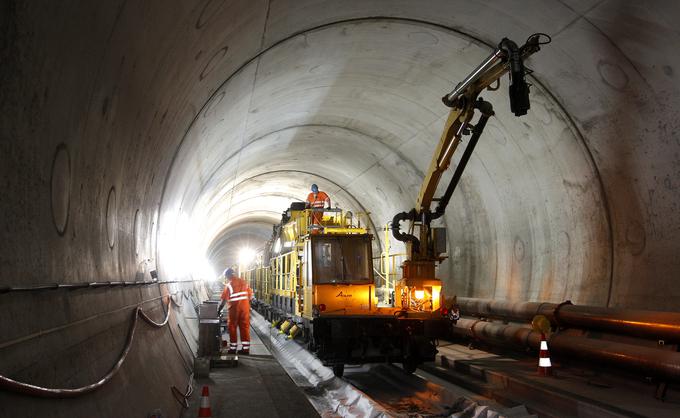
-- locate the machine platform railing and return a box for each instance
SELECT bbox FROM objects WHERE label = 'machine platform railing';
[372,223,407,304]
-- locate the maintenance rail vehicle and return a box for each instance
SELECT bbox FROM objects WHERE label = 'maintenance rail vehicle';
[246,33,547,377]
[245,203,453,377]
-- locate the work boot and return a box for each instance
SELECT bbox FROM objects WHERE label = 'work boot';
[237,349,250,355]
[227,349,237,355]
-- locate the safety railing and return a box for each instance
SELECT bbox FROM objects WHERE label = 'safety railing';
[290,208,371,237]
[373,253,405,304]
[372,223,407,304]
[378,253,406,282]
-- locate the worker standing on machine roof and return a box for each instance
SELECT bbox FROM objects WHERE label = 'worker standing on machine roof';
[305,183,331,230]
[218,268,252,355]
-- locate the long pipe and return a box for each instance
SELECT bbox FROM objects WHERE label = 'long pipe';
[457,297,680,342]
[453,318,680,382]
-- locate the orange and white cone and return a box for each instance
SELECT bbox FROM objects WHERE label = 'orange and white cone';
[198,385,212,417]
[538,332,552,376]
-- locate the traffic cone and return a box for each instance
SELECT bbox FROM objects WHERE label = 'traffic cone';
[198,385,212,417]
[538,332,552,376]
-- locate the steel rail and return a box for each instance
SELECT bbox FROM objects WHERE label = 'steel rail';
[0,298,174,398]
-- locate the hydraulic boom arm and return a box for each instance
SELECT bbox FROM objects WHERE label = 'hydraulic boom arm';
[392,33,548,268]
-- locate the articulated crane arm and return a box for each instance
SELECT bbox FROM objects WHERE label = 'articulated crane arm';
[391,34,548,308]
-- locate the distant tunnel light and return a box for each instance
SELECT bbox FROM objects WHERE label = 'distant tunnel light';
[239,248,256,265]
[414,290,425,300]
[196,258,217,281]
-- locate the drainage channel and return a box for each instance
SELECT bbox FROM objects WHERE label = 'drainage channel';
[250,311,530,418]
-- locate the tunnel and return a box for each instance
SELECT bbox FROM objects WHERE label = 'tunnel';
[2,1,679,417]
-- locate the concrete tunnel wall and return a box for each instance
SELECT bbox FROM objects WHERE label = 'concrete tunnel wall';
[1,1,679,417]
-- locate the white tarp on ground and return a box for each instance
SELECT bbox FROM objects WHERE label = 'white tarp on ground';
[447,398,537,418]
[250,311,391,418]
[251,311,535,418]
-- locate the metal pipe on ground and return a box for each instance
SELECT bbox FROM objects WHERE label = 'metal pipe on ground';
[453,318,680,382]
[456,297,680,342]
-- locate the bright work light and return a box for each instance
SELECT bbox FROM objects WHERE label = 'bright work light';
[239,248,256,265]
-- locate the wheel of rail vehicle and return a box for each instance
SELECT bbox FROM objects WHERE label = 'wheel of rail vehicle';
[402,356,418,374]
[332,363,345,378]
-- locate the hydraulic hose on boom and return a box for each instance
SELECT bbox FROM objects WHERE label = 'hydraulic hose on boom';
[391,33,549,311]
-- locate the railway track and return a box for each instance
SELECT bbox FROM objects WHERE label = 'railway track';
[251,311,534,418]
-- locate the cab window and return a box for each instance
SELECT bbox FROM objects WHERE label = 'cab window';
[311,235,372,284]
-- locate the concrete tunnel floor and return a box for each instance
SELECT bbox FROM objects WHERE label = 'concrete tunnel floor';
[2,1,680,417]
[184,326,319,418]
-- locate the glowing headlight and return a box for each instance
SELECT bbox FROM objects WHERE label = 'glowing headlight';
[414,290,425,300]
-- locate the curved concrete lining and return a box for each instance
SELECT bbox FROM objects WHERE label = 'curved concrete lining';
[160,18,609,306]
[2,1,679,417]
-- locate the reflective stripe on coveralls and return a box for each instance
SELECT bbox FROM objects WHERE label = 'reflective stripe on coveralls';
[229,291,248,302]
[306,191,330,208]
[221,277,252,350]
[306,191,330,227]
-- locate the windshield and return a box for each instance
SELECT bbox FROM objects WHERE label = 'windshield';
[312,235,372,284]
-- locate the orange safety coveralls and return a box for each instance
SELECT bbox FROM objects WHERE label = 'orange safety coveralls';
[220,276,252,352]
[306,191,330,226]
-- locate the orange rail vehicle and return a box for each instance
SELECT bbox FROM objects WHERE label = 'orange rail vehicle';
[245,203,453,377]
[247,33,547,377]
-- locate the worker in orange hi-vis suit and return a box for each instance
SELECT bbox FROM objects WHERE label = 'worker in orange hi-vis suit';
[217,268,253,354]
[306,183,331,230]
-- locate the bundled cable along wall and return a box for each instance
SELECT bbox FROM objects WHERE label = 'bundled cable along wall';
[0,296,178,398]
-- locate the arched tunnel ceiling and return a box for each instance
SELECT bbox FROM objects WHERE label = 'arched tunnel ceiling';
[150,2,680,310]
[3,0,679,312]
[160,18,609,305]
[3,3,680,417]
